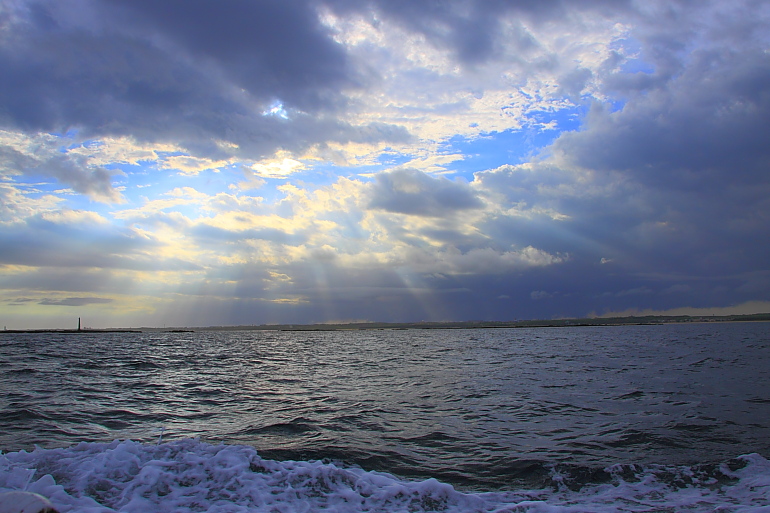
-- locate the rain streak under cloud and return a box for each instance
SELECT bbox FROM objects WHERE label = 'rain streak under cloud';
[1,0,769,328]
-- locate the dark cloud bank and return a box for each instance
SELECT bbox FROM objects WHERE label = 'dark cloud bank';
[0,0,409,177]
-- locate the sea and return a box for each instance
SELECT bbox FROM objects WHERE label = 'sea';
[1,322,769,512]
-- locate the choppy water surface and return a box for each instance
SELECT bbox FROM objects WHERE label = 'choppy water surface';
[1,323,769,511]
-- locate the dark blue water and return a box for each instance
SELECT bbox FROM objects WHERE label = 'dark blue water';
[1,323,769,491]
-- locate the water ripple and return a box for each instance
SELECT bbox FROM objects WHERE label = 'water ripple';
[1,323,769,489]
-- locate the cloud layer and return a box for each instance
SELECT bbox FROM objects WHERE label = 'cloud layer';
[1,0,769,327]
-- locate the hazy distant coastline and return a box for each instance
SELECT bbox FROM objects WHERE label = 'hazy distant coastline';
[4,313,769,334]
[0,329,143,334]
[184,312,770,332]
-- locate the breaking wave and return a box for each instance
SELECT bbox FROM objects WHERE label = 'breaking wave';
[2,439,769,512]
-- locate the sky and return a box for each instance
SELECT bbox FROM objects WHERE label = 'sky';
[1,0,770,329]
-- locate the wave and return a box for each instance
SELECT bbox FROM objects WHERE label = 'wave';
[1,439,769,512]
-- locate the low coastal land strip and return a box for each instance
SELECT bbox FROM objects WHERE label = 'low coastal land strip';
[0,328,142,334]
[188,312,770,331]
[3,313,769,334]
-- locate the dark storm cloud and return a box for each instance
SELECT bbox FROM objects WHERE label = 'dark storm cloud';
[0,0,408,161]
[470,12,770,316]
[546,47,770,276]
[369,168,483,217]
[560,49,770,186]
[99,0,352,112]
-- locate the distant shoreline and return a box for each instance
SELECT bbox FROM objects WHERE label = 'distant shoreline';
[0,329,142,334]
[185,313,770,332]
[3,313,769,334]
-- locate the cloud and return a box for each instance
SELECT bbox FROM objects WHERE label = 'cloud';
[402,246,566,275]
[540,43,770,278]
[250,156,307,179]
[0,182,63,223]
[368,168,483,217]
[38,297,113,306]
[2,0,770,327]
[105,0,355,112]
[189,223,309,247]
[0,204,198,272]
[0,267,134,295]
[66,137,180,167]
[556,50,770,186]
[398,153,466,174]
[0,0,410,162]
[0,131,123,203]
[161,156,230,176]
[318,0,629,157]
[331,0,632,65]
[235,168,267,191]
[469,25,770,281]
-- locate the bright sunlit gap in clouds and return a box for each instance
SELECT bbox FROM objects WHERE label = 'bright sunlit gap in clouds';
[1,0,769,328]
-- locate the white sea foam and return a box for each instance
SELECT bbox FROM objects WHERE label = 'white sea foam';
[1,440,769,512]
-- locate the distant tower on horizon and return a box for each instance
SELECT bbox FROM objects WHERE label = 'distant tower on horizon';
[78,317,81,331]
